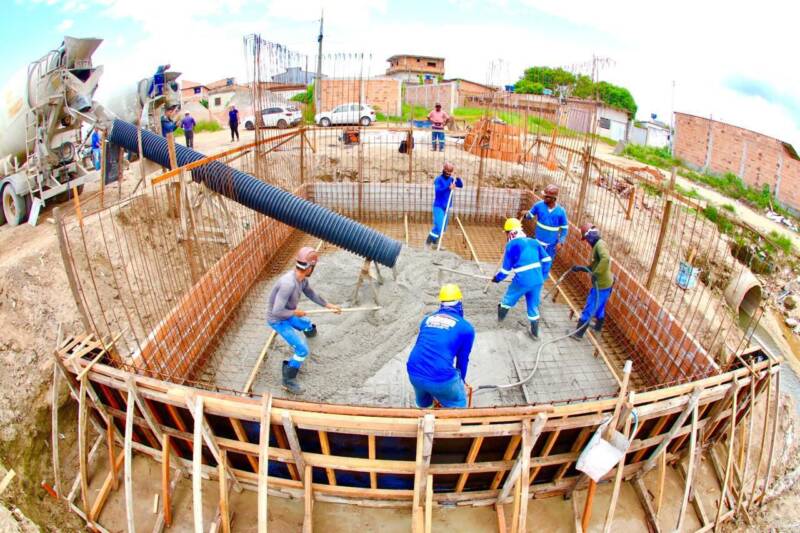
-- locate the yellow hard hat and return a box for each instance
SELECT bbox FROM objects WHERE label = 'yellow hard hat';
[439,283,463,302]
[503,217,522,232]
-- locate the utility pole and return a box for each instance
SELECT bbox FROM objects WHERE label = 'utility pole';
[315,11,324,114]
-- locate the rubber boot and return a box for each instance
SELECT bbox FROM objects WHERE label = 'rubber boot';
[281,361,302,394]
[570,320,590,340]
[497,304,509,321]
[529,320,540,340]
[303,324,317,338]
[426,235,436,247]
[593,317,605,333]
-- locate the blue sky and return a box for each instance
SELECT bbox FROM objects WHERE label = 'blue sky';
[3,0,799,147]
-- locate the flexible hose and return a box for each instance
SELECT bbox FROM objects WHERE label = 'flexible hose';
[107,119,402,267]
[477,268,600,393]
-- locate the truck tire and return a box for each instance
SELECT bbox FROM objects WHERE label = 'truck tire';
[245,120,255,131]
[2,185,28,226]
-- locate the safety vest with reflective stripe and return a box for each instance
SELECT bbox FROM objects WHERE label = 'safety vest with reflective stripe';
[495,235,549,287]
[528,201,568,246]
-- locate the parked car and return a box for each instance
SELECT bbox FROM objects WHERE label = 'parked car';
[315,103,376,127]
[242,105,302,130]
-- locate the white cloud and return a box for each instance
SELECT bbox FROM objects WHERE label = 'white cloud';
[57,18,74,31]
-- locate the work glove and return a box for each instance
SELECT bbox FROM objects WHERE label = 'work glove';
[591,273,598,285]
[524,212,533,220]
[491,274,502,283]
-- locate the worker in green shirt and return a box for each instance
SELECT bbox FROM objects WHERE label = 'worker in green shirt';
[571,223,614,340]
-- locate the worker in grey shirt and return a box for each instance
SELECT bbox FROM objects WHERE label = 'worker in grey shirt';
[268,246,341,393]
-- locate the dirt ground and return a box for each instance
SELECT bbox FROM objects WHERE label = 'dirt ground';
[0,127,798,530]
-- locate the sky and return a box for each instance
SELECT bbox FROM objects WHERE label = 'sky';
[2,0,800,147]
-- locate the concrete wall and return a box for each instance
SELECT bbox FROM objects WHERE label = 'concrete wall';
[630,124,670,148]
[318,78,402,116]
[596,106,629,142]
[674,112,800,212]
[404,83,457,114]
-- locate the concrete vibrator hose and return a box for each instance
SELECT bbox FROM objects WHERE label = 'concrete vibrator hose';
[107,119,402,268]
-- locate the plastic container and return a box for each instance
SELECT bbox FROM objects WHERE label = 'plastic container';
[676,261,700,289]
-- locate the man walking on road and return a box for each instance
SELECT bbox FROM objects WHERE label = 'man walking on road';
[426,162,463,247]
[181,112,196,148]
[267,247,342,393]
[228,105,240,142]
[427,103,449,151]
[406,284,475,408]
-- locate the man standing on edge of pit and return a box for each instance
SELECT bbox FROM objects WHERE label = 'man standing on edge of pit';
[524,183,569,278]
[427,102,449,151]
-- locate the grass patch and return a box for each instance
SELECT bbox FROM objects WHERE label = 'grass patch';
[174,120,222,137]
[722,203,736,213]
[622,144,681,169]
[376,103,430,123]
[769,230,794,254]
[675,183,700,199]
[702,205,734,235]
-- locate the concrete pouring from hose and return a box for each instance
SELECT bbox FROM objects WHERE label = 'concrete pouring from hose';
[106,119,402,268]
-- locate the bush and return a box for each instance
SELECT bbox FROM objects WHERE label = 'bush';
[622,144,680,169]
[290,84,314,105]
[702,205,734,235]
[769,230,794,254]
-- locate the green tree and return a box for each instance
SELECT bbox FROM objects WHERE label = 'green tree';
[290,83,314,105]
[521,66,576,89]
[572,75,594,98]
[514,79,545,94]
[594,81,637,116]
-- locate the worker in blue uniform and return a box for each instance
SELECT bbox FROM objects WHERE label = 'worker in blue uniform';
[426,162,463,247]
[492,218,551,339]
[406,284,475,408]
[524,184,568,278]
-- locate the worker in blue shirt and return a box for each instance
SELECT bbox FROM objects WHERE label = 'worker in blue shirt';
[524,184,568,278]
[406,284,475,408]
[426,162,463,247]
[492,218,551,339]
[160,107,178,137]
[90,126,101,170]
[148,64,170,98]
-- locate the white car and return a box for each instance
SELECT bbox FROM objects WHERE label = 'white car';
[315,103,376,127]
[243,105,302,130]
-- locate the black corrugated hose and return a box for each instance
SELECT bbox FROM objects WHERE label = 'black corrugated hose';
[107,119,402,267]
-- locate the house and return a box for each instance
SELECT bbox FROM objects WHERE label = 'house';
[271,67,321,85]
[630,120,671,148]
[181,80,208,102]
[207,78,248,111]
[385,54,445,83]
[674,112,800,213]
[445,78,498,104]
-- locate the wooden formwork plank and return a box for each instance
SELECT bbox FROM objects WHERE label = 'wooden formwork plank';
[161,434,173,528]
[655,450,666,518]
[700,381,741,447]
[124,388,136,532]
[456,434,485,493]
[77,378,90,513]
[185,395,243,493]
[632,476,662,533]
[88,450,124,521]
[368,435,377,489]
[424,474,433,533]
[68,435,103,504]
[231,418,260,473]
[495,503,507,533]
[552,426,591,483]
[258,394,273,533]
[105,423,118,493]
[748,368,772,513]
[528,428,560,485]
[736,376,757,515]
[757,369,780,507]
[51,364,62,499]
[499,414,547,503]
[491,435,521,490]
[219,450,231,533]
[274,426,300,481]
[516,417,538,533]
[638,388,702,477]
[677,460,710,529]
[318,431,337,485]
[601,407,633,533]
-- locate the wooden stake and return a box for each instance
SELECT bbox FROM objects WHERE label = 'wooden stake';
[77,378,90,513]
[757,369,780,507]
[645,167,676,290]
[655,450,666,518]
[510,477,521,533]
[714,381,738,529]
[495,503,507,533]
[424,474,433,533]
[106,422,118,492]
[633,476,662,533]
[258,394,273,533]
[51,364,62,499]
[192,396,204,533]
[602,400,633,533]
[456,216,484,274]
[282,412,307,480]
[219,450,231,533]
[674,402,698,532]
[303,464,314,533]
[244,331,277,394]
[412,414,435,532]
[748,368,772,512]
[368,434,377,489]
[162,434,172,527]
[124,388,136,533]
[575,146,592,222]
[640,387,702,475]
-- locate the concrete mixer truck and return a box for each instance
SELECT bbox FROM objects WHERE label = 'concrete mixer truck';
[0,36,182,226]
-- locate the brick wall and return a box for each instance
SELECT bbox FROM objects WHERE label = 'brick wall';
[318,78,401,116]
[405,83,457,113]
[674,112,800,212]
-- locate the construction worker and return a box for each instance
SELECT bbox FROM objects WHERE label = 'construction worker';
[90,126,102,170]
[406,284,475,408]
[160,107,178,137]
[524,184,568,277]
[571,224,614,340]
[427,103,449,151]
[492,218,551,339]
[426,162,463,247]
[148,64,170,98]
[267,247,342,393]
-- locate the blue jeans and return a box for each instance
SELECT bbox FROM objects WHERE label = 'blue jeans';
[409,373,466,408]
[580,287,613,322]
[268,316,314,369]
[92,148,101,170]
[501,280,543,322]
[431,130,445,150]
[429,205,449,241]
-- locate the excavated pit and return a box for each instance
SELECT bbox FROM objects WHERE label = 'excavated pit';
[200,246,619,406]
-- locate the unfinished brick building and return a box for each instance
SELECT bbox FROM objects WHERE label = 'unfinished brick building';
[674,112,800,213]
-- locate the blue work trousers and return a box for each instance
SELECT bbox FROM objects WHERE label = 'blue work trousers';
[501,280,543,322]
[92,148,101,171]
[429,205,449,241]
[268,316,314,369]
[542,243,558,278]
[431,130,445,150]
[579,287,613,322]
[409,373,466,408]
